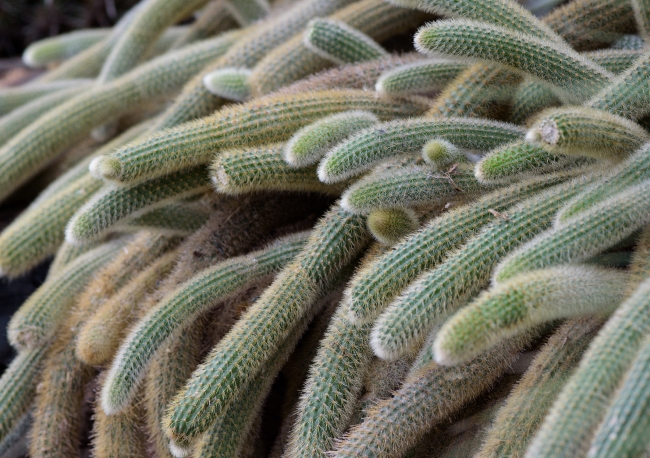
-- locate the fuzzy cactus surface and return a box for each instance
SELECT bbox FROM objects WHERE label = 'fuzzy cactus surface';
[1,0,650,456]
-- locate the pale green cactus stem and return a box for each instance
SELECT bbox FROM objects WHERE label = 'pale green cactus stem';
[0,410,30,458]
[169,0,239,49]
[588,332,650,457]
[0,80,92,116]
[433,266,627,366]
[47,242,100,279]
[66,167,211,245]
[303,18,388,65]
[0,85,90,149]
[427,64,522,118]
[387,0,561,40]
[203,68,252,101]
[370,173,598,361]
[557,143,650,223]
[97,0,211,82]
[494,180,650,283]
[415,20,613,103]
[331,332,536,457]
[0,31,241,204]
[144,316,207,458]
[7,240,124,350]
[525,107,649,160]
[375,60,468,96]
[211,143,345,195]
[508,79,562,125]
[524,230,650,458]
[367,208,419,245]
[162,206,369,449]
[223,0,270,25]
[75,251,178,366]
[345,171,571,324]
[193,292,321,458]
[477,317,602,458]
[421,138,467,169]
[0,121,149,277]
[587,51,650,119]
[22,29,110,67]
[475,140,580,185]
[286,307,372,458]
[33,2,148,82]
[543,0,635,51]
[95,89,428,185]
[285,246,383,458]
[248,0,426,96]
[284,110,378,167]
[102,232,308,414]
[91,375,148,458]
[318,118,525,183]
[0,347,47,450]
[632,0,650,37]
[22,26,188,69]
[587,49,644,73]
[341,162,488,214]
[611,34,645,49]
[150,0,359,130]
[118,203,210,235]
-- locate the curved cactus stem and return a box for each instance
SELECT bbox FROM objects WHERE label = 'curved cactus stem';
[0,80,93,116]
[508,79,562,125]
[345,171,571,324]
[22,29,109,67]
[95,89,427,185]
[162,206,369,449]
[376,60,468,96]
[66,167,211,245]
[415,20,612,103]
[494,179,650,283]
[211,144,345,195]
[433,266,627,365]
[118,203,210,236]
[586,48,644,73]
[303,18,388,65]
[102,232,308,414]
[526,107,648,160]
[319,117,524,183]
[370,173,597,361]
[169,0,238,49]
[632,0,650,38]
[223,0,270,26]
[477,317,603,458]
[284,110,378,168]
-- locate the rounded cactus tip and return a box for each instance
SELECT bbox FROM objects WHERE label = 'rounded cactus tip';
[202,68,252,101]
[432,338,457,366]
[422,138,462,169]
[367,208,419,245]
[169,441,192,458]
[22,46,40,68]
[370,325,401,361]
[89,155,123,181]
[525,128,543,144]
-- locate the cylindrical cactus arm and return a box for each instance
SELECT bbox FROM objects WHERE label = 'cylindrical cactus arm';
[118,203,210,236]
[7,240,125,350]
[223,0,270,26]
[433,265,627,365]
[66,167,211,245]
[161,206,369,450]
[525,107,649,160]
[376,60,468,96]
[0,79,93,117]
[94,89,428,185]
[169,0,239,49]
[101,232,309,414]
[494,179,650,283]
[508,79,562,125]
[415,20,612,103]
[284,110,378,168]
[318,117,525,183]
[330,332,537,458]
[303,18,388,65]
[632,0,650,38]
[211,144,346,195]
[370,173,596,362]
[22,29,110,67]
[344,171,570,324]
[588,331,650,458]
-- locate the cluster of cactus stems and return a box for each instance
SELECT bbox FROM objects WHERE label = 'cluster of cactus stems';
[3,0,650,456]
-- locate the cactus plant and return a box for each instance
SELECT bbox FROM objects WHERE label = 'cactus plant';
[2,0,650,456]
